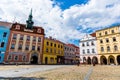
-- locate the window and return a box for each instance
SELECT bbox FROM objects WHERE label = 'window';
[58,45,60,48]
[46,48,48,52]
[3,32,7,37]
[111,30,114,33]
[83,50,85,54]
[37,29,41,33]
[27,36,30,41]
[87,49,90,53]
[107,46,110,52]
[22,56,26,61]
[100,40,103,43]
[91,41,94,46]
[32,46,35,50]
[113,37,116,42]
[54,49,56,53]
[18,44,22,50]
[25,45,29,50]
[61,45,63,48]
[8,55,12,60]
[46,42,49,46]
[114,45,118,51]
[20,35,24,40]
[92,49,95,53]
[37,46,40,51]
[13,34,17,39]
[14,56,18,61]
[50,48,52,53]
[15,25,20,30]
[101,47,104,52]
[87,42,89,46]
[106,38,109,43]
[38,37,41,42]
[33,36,36,42]
[105,31,108,35]
[54,44,56,47]
[82,43,85,47]
[11,44,15,49]
[51,43,53,46]
[1,42,5,47]
[99,33,101,36]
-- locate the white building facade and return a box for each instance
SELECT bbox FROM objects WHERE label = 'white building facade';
[79,33,98,64]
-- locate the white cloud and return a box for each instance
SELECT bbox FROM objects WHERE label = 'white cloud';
[0,0,120,45]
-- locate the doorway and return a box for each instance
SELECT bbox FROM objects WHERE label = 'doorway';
[30,54,38,64]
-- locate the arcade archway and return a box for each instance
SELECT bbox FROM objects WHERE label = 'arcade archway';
[92,56,98,64]
[108,55,115,65]
[87,57,91,64]
[117,55,120,65]
[100,56,107,65]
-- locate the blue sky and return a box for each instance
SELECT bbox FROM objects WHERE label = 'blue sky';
[54,0,88,10]
[0,0,120,46]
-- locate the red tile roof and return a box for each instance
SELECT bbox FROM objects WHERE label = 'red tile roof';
[90,32,96,37]
[0,21,12,28]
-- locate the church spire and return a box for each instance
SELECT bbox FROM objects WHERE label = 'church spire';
[26,9,34,29]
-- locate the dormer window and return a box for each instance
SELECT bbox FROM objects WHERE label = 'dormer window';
[37,29,41,33]
[99,33,101,36]
[15,25,20,30]
[105,31,108,35]
[111,30,114,33]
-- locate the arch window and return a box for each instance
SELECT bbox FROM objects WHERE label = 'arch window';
[14,56,18,61]
[107,46,110,52]
[22,56,26,61]
[100,40,103,43]
[105,31,108,35]
[114,45,118,51]
[111,30,114,33]
[82,43,85,47]
[106,38,109,43]
[101,47,104,52]
[8,55,12,60]
[113,37,116,42]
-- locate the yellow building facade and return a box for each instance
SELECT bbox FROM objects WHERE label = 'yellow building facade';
[42,37,64,64]
[96,26,120,65]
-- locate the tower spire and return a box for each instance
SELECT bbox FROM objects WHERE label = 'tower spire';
[26,8,34,29]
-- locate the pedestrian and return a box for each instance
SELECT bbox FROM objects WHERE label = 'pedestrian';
[77,61,80,66]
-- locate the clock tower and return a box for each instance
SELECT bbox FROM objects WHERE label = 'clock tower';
[26,9,34,29]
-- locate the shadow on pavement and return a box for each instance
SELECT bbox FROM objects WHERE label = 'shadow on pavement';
[0,77,46,80]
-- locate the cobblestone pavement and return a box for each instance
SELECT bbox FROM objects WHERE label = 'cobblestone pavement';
[0,65,66,79]
[89,65,120,80]
[0,65,120,80]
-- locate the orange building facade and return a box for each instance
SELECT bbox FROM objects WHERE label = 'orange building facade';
[4,10,45,64]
